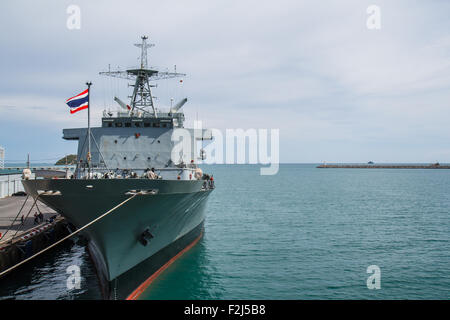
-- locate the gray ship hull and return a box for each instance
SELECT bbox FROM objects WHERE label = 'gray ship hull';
[22,178,212,299]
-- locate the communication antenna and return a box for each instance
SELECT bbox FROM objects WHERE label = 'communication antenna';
[100,36,186,117]
[134,35,154,69]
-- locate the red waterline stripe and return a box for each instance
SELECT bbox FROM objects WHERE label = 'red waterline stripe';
[126,231,203,300]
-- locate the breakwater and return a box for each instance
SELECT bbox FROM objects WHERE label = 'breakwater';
[317,164,450,169]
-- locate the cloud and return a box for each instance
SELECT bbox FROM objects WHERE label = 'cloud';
[0,0,449,162]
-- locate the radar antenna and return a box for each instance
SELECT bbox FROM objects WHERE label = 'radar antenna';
[99,35,186,117]
[134,35,154,69]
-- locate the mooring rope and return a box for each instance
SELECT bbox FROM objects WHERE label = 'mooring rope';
[9,194,44,241]
[0,195,30,242]
[0,193,137,278]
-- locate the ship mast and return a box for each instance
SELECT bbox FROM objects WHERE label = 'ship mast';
[99,35,185,117]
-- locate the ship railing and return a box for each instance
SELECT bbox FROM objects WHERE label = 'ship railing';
[67,166,205,181]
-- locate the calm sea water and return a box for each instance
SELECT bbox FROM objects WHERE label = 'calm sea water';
[1,164,449,299]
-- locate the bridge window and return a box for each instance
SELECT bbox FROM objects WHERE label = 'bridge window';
[125,123,131,127]
[115,123,123,127]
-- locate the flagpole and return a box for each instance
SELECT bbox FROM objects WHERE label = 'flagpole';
[86,81,92,176]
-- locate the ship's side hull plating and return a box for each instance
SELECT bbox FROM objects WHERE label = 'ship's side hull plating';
[22,179,212,299]
[105,220,204,300]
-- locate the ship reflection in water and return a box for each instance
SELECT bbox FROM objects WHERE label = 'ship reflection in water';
[0,234,220,300]
[0,241,101,300]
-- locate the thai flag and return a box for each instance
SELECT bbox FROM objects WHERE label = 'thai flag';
[66,89,89,114]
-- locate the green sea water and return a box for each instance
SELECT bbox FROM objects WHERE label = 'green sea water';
[138,164,450,299]
[1,164,449,299]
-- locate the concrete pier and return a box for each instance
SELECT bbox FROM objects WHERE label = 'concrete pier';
[0,196,70,275]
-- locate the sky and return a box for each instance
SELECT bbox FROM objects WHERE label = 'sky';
[0,0,449,164]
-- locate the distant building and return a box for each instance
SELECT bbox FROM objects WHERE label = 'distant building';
[0,172,28,198]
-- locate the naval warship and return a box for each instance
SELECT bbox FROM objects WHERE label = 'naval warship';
[21,36,215,299]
